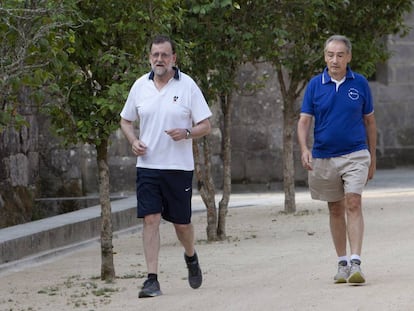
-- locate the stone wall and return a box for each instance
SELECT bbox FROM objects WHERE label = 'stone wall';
[0,101,84,228]
[229,62,304,189]
[2,14,414,227]
[0,91,39,227]
[81,23,414,193]
[371,11,414,166]
[36,114,84,218]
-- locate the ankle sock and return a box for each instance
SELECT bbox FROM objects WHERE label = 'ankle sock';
[185,252,197,262]
[338,256,348,265]
[350,254,361,265]
[148,273,158,280]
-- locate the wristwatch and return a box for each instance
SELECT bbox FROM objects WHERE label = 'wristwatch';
[185,129,192,139]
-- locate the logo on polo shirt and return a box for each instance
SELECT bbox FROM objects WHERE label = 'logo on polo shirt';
[348,88,359,100]
[173,96,179,102]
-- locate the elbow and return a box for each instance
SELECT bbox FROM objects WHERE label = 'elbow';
[120,118,132,133]
[199,119,211,136]
[205,121,212,135]
[120,118,129,127]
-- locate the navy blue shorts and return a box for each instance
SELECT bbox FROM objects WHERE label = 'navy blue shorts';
[136,168,193,224]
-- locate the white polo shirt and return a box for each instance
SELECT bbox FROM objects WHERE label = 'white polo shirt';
[120,68,212,171]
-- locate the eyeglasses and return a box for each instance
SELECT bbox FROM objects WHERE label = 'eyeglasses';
[150,52,172,59]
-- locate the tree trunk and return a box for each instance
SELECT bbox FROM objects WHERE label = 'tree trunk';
[282,96,296,214]
[193,137,217,241]
[96,139,115,281]
[217,94,232,240]
[276,67,296,213]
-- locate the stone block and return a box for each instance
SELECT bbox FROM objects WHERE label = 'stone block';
[245,151,282,183]
[9,154,29,187]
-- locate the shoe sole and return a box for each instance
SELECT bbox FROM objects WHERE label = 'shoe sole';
[189,274,202,289]
[348,272,365,284]
[334,277,347,284]
[138,290,162,298]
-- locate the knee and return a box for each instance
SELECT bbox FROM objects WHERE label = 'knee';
[143,214,161,227]
[174,223,192,235]
[345,194,362,213]
[329,207,344,218]
[328,201,345,218]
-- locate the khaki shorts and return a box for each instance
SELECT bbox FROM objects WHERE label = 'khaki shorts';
[308,149,371,202]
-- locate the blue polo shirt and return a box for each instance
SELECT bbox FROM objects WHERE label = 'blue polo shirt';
[301,67,374,158]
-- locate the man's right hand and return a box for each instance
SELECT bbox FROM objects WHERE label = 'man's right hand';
[132,139,147,156]
[301,150,313,171]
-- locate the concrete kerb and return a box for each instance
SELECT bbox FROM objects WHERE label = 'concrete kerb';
[0,197,140,268]
[0,168,413,274]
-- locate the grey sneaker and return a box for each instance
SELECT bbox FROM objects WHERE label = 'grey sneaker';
[334,261,350,284]
[138,278,162,298]
[348,260,366,284]
[185,252,203,289]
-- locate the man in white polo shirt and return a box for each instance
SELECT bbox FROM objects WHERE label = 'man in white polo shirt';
[120,35,212,298]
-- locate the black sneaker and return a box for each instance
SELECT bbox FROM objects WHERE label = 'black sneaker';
[184,252,203,289]
[138,278,162,298]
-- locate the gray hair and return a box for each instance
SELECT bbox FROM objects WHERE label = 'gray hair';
[324,35,352,53]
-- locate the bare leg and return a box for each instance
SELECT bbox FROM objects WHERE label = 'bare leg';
[328,200,347,257]
[175,222,203,289]
[174,223,195,257]
[142,213,162,274]
[345,193,364,256]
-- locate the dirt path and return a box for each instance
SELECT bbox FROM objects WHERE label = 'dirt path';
[1,188,414,311]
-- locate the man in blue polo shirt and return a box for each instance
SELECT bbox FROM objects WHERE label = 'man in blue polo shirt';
[297,35,377,284]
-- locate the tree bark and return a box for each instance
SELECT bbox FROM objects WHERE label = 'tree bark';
[277,67,296,213]
[193,137,217,241]
[96,139,115,281]
[217,94,232,240]
[282,97,296,214]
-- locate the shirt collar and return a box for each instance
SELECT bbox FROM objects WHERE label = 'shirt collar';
[148,67,180,80]
[322,66,355,84]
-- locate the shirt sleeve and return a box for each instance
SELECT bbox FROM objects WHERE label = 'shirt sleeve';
[120,81,139,122]
[300,78,316,116]
[190,82,212,124]
[362,78,374,115]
